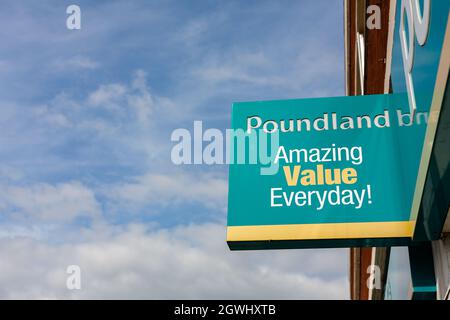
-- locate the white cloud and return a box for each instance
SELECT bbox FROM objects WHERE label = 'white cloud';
[67,56,99,70]
[33,105,72,127]
[0,165,24,182]
[81,71,175,126]
[53,56,100,71]
[0,225,48,240]
[0,223,348,299]
[87,83,127,110]
[178,19,210,45]
[127,70,155,124]
[31,71,177,150]
[0,181,101,222]
[192,52,284,86]
[125,70,177,124]
[106,172,228,212]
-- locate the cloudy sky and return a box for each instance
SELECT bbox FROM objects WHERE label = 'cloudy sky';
[0,0,348,299]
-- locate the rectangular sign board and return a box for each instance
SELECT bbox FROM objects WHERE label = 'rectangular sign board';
[390,1,450,240]
[227,93,428,250]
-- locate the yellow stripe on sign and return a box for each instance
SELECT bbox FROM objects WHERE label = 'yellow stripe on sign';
[227,221,415,242]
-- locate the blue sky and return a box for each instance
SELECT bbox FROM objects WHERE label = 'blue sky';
[0,0,348,299]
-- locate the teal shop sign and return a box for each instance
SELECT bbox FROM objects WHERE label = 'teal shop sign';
[227,93,429,250]
[390,0,450,240]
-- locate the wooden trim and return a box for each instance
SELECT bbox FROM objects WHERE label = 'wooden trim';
[345,0,392,300]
